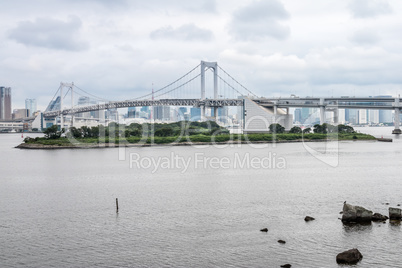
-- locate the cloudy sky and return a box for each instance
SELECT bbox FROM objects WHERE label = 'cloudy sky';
[1,0,402,110]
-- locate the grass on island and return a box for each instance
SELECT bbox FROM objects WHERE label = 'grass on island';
[21,122,376,147]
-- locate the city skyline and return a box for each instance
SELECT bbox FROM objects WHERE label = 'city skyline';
[1,1,402,110]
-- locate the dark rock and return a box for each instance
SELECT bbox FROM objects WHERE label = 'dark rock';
[339,211,343,214]
[398,204,401,207]
[260,228,268,232]
[389,207,402,220]
[278,240,286,244]
[280,264,291,268]
[342,203,372,223]
[372,212,389,222]
[385,203,390,205]
[304,216,315,222]
[336,248,363,264]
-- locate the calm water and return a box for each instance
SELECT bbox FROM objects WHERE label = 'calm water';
[1,128,402,267]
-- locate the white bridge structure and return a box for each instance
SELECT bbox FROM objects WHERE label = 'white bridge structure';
[43,61,402,134]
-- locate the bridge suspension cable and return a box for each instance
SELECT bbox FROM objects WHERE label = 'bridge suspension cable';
[73,85,110,102]
[153,74,201,99]
[45,85,62,112]
[130,63,201,100]
[217,65,258,97]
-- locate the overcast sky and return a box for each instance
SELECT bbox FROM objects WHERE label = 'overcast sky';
[1,0,402,110]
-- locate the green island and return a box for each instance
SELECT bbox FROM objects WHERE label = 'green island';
[17,121,376,149]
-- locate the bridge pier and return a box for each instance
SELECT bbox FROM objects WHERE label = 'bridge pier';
[201,106,206,121]
[213,107,218,121]
[319,98,326,124]
[393,97,401,134]
[333,108,339,125]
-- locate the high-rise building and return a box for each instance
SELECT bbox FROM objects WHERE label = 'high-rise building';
[294,108,302,123]
[25,99,37,116]
[358,109,367,124]
[190,107,201,121]
[0,87,12,120]
[178,107,187,121]
[153,106,170,121]
[140,106,150,119]
[218,107,229,124]
[127,107,136,118]
[376,95,393,123]
[345,109,358,124]
[300,107,313,124]
[368,110,379,124]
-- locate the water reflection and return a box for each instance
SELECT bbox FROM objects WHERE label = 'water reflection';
[342,222,373,233]
[389,220,401,228]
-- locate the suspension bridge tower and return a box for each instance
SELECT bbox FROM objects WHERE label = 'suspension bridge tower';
[200,61,218,120]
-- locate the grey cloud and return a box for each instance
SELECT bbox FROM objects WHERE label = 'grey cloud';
[229,0,290,41]
[8,16,88,51]
[350,29,380,45]
[136,0,217,13]
[182,0,217,13]
[349,0,392,18]
[150,24,214,41]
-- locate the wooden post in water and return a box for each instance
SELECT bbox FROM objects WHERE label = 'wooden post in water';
[116,198,119,213]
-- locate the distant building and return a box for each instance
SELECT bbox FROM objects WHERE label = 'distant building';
[345,109,358,125]
[127,107,136,118]
[294,108,302,123]
[0,87,12,120]
[25,99,37,116]
[106,108,119,121]
[218,107,229,124]
[178,107,187,121]
[368,110,379,124]
[379,110,393,123]
[358,109,367,124]
[338,109,346,124]
[375,95,393,123]
[76,96,100,119]
[190,107,201,121]
[153,106,170,121]
[12,109,30,120]
[140,106,150,119]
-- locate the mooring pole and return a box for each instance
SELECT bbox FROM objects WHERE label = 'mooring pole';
[116,198,119,213]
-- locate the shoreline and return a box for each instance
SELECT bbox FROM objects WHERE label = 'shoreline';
[15,138,377,150]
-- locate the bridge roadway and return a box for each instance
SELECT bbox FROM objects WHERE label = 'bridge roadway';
[43,98,244,117]
[43,96,402,133]
[255,97,401,110]
[255,96,402,134]
[44,96,402,118]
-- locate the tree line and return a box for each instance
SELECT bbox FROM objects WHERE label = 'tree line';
[43,122,355,140]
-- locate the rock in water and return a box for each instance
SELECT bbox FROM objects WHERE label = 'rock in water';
[304,216,315,222]
[389,207,402,220]
[260,228,268,232]
[372,213,389,222]
[342,203,372,223]
[336,248,363,264]
[280,264,291,268]
[278,240,286,244]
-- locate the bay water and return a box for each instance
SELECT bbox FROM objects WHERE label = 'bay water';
[1,127,401,267]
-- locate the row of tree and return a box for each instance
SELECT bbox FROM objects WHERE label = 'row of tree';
[43,121,229,139]
[43,122,355,140]
[268,123,355,134]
